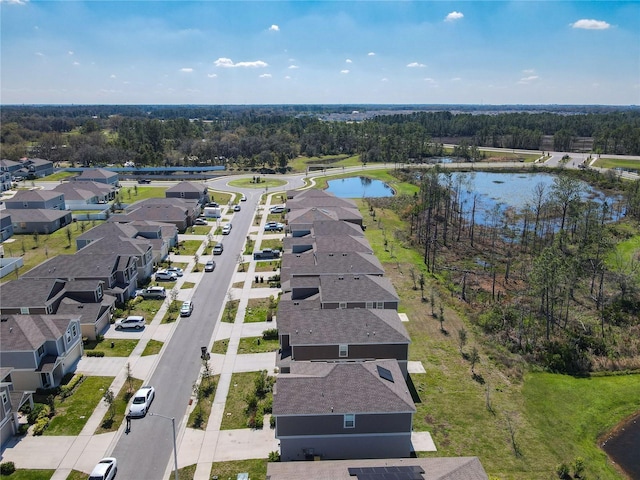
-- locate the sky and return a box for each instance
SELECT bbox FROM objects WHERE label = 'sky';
[1,0,639,105]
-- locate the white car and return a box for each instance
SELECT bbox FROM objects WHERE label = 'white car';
[155,269,177,281]
[89,457,117,480]
[222,223,232,235]
[180,300,194,317]
[166,266,184,277]
[240,194,247,201]
[270,206,285,214]
[114,315,145,330]
[129,386,155,417]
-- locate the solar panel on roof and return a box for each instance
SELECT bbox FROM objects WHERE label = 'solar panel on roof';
[377,365,394,382]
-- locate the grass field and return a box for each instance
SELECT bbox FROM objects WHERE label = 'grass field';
[95,378,143,434]
[3,470,56,480]
[142,339,164,356]
[244,297,274,323]
[84,338,139,357]
[44,376,115,436]
[209,459,267,480]
[594,158,640,171]
[227,177,287,189]
[237,336,279,354]
[219,371,272,430]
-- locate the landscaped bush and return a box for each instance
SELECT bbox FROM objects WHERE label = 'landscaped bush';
[262,328,278,340]
[32,416,50,436]
[0,461,16,475]
[26,404,50,424]
[86,351,105,357]
[60,373,84,398]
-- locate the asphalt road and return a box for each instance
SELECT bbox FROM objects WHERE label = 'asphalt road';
[110,191,261,478]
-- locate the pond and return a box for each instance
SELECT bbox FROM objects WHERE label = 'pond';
[601,412,640,479]
[326,176,394,198]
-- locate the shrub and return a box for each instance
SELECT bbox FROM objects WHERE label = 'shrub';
[32,417,50,436]
[262,328,278,340]
[556,463,570,479]
[268,451,280,462]
[60,373,84,398]
[261,396,273,414]
[86,351,105,357]
[0,461,16,475]
[27,404,50,424]
[269,415,276,429]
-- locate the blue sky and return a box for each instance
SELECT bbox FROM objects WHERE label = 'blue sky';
[1,1,639,105]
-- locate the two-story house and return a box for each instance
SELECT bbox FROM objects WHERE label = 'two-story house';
[273,359,415,461]
[280,251,385,284]
[0,212,14,241]
[3,209,72,234]
[74,168,119,186]
[1,367,34,447]
[3,190,66,210]
[165,181,209,205]
[18,158,54,178]
[0,314,83,391]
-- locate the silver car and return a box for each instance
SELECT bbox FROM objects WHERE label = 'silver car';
[129,386,155,417]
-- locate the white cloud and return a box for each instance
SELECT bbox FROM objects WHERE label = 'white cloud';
[381,78,388,82]
[571,19,610,30]
[35,52,44,57]
[522,69,535,75]
[424,77,438,86]
[68,51,74,56]
[445,11,464,22]
[269,24,280,32]
[368,52,376,56]
[518,75,539,84]
[110,74,116,79]
[259,73,272,78]
[0,0,29,5]
[214,57,268,68]
[73,61,80,66]
[407,62,426,68]
[179,67,194,73]
[288,65,299,69]
[207,73,217,78]
[341,69,350,74]
[451,77,461,82]
[346,59,352,64]
[285,75,291,80]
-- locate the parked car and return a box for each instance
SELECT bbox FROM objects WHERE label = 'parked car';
[180,300,194,317]
[213,242,224,255]
[138,286,166,299]
[269,206,285,214]
[207,202,219,208]
[233,204,241,212]
[128,386,155,417]
[264,222,284,232]
[155,269,178,281]
[240,194,247,201]
[253,248,281,260]
[166,266,184,277]
[204,260,216,272]
[137,178,151,184]
[194,218,208,226]
[222,223,232,235]
[89,457,117,480]
[114,315,145,330]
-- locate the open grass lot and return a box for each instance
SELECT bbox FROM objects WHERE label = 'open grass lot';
[237,336,279,354]
[227,177,287,189]
[175,239,202,256]
[120,185,167,202]
[2,470,56,480]
[606,233,640,282]
[118,298,164,323]
[42,171,76,181]
[212,338,229,355]
[220,371,269,430]
[161,301,182,323]
[595,158,640,171]
[355,190,640,479]
[187,374,219,429]
[288,154,361,173]
[209,459,267,480]
[207,190,232,205]
[142,339,164,356]
[44,376,115,436]
[2,221,103,274]
[244,297,274,323]
[84,338,139,357]
[222,299,239,323]
[258,238,282,251]
[95,378,143,434]
[65,470,87,480]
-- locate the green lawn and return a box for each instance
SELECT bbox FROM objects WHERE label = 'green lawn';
[209,459,267,480]
[187,375,219,429]
[237,337,279,354]
[212,338,229,355]
[244,298,274,323]
[44,376,115,435]
[175,240,202,256]
[161,301,182,324]
[288,154,361,173]
[1,470,56,480]
[187,226,212,235]
[65,470,87,480]
[227,177,287,189]
[95,378,143,434]
[254,261,279,272]
[84,338,139,357]
[121,185,167,202]
[173,464,197,480]
[220,372,272,430]
[142,339,164,356]
[117,298,164,323]
[222,299,239,323]
[207,190,232,205]
[594,158,640,171]
[181,281,196,289]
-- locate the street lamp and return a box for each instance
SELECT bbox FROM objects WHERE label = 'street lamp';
[148,413,178,480]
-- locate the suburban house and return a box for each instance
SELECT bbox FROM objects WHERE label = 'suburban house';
[280,250,385,283]
[283,234,373,255]
[1,170,11,192]
[2,209,72,234]
[76,234,154,282]
[58,180,116,202]
[275,306,410,376]
[273,359,416,461]
[17,158,54,179]
[3,190,66,210]
[165,181,209,204]
[0,314,84,391]
[0,212,13,241]
[0,278,115,340]
[109,198,199,232]
[74,168,119,186]
[266,457,489,480]
[288,216,365,238]
[0,159,22,177]
[76,221,177,265]
[0,367,34,448]
[23,253,139,302]
[281,274,399,310]
[286,190,359,211]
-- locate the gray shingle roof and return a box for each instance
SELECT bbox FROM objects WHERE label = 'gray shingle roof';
[3,209,70,223]
[0,314,79,352]
[312,220,364,237]
[277,308,409,346]
[166,181,207,193]
[7,190,64,203]
[273,359,415,416]
[76,168,118,180]
[281,251,385,282]
[266,457,489,480]
[24,254,122,279]
[0,278,67,309]
[318,274,398,303]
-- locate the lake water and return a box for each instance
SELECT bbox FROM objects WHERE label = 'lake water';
[326,177,394,198]
[601,413,640,479]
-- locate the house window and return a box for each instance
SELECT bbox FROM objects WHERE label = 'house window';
[1,391,9,413]
[40,373,50,388]
[37,345,45,357]
[339,302,347,309]
[365,302,374,309]
[376,302,384,309]
[339,344,348,358]
[23,202,28,208]
[20,307,29,314]
[344,414,355,428]
[66,332,72,343]
[180,192,185,198]
[72,324,77,337]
